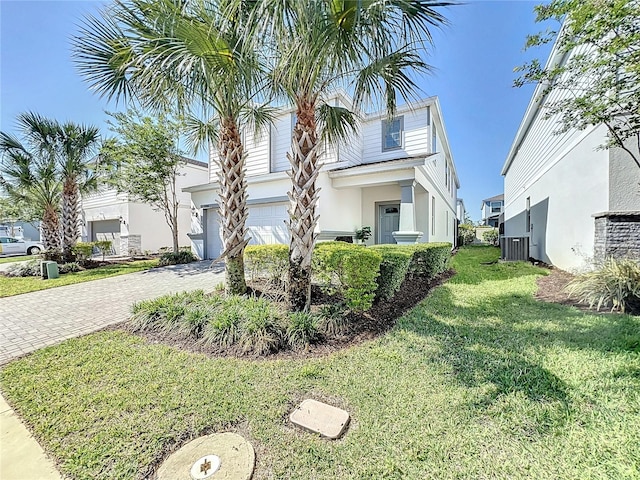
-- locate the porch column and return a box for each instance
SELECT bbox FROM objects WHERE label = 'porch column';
[392,180,423,244]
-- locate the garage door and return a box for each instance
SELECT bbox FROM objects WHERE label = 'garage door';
[90,220,120,255]
[247,203,289,245]
[205,203,290,260]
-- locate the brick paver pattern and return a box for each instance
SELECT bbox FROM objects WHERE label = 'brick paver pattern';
[0,261,225,365]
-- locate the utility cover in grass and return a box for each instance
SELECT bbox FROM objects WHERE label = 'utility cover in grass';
[290,399,350,439]
[157,432,254,480]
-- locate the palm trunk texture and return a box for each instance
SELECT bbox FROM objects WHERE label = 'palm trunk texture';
[62,178,80,263]
[287,101,320,312]
[42,205,61,252]
[217,117,248,295]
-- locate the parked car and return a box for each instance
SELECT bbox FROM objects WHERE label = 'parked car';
[0,236,44,256]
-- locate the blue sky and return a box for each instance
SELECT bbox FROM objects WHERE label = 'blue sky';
[0,0,554,222]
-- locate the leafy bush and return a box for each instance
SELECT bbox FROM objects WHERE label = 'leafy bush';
[4,260,41,277]
[158,250,197,266]
[482,229,499,246]
[567,257,640,313]
[72,242,94,262]
[244,244,288,281]
[286,311,319,348]
[407,243,452,279]
[368,245,413,301]
[94,240,113,260]
[459,224,476,245]
[313,241,382,311]
[43,248,63,263]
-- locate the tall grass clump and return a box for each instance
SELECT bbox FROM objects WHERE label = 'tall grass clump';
[286,311,319,348]
[567,257,640,313]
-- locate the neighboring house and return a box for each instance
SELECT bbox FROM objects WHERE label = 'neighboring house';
[185,92,460,259]
[0,221,40,241]
[501,38,640,271]
[480,194,503,227]
[81,159,208,255]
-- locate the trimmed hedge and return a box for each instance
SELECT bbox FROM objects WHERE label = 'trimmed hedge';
[368,245,413,301]
[244,244,289,281]
[407,242,452,279]
[313,241,382,311]
[158,250,197,266]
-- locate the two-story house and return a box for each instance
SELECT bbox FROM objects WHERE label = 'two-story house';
[480,194,503,227]
[185,92,459,259]
[502,31,640,271]
[81,158,208,255]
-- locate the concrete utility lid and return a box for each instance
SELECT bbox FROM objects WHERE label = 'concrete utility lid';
[290,399,350,439]
[156,433,254,480]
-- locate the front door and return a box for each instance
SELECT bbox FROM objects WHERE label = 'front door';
[378,204,400,244]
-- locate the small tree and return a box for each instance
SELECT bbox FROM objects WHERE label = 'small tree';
[101,111,185,253]
[516,0,640,167]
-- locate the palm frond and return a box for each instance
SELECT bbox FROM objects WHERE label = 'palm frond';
[316,104,359,145]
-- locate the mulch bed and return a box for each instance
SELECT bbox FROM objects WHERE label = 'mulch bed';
[108,269,454,361]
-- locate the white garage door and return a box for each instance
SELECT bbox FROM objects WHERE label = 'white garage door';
[90,220,120,255]
[247,203,290,245]
[205,203,289,260]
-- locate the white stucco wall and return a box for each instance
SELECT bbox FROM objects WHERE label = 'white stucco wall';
[504,125,609,271]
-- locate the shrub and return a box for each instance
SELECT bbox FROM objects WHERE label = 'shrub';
[317,302,349,336]
[238,297,283,355]
[72,242,94,262]
[313,241,382,311]
[286,311,319,348]
[244,244,289,281]
[407,243,452,279]
[4,260,41,277]
[202,298,243,348]
[482,229,499,246]
[368,245,413,301]
[459,224,476,245]
[58,262,82,274]
[158,250,197,266]
[130,290,206,332]
[567,257,640,313]
[43,248,63,263]
[94,240,113,260]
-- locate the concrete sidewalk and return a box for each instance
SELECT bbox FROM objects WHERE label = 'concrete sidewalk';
[0,260,225,479]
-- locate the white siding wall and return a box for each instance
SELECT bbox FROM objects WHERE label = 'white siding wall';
[504,125,609,271]
[361,109,430,163]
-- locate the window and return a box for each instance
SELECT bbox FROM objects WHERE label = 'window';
[432,125,437,153]
[382,116,403,151]
[431,196,436,235]
[445,162,450,189]
[525,197,531,233]
[446,211,449,236]
[490,201,502,213]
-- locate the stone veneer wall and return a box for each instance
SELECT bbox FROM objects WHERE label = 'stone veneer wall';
[120,234,142,256]
[593,212,640,263]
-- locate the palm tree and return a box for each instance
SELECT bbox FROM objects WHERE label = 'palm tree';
[55,122,101,263]
[73,0,269,295]
[254,0,449,311]
[0,129,62,252]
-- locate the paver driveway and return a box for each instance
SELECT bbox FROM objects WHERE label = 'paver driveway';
[0,261,225,365]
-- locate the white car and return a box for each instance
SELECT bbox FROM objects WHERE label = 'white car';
[0,236,44,256]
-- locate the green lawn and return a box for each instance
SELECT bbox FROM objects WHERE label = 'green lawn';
[0,255,33,264]
[0,260,159,297]
[1,246,638,479]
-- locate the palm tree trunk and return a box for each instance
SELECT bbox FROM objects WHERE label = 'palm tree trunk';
[61,177,79,263]
[41,205,61,252]
[217,117,248,295]
[287,100,320,312]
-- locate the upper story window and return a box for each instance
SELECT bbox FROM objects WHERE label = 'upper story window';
[432,124,437,153]
[490,201,502,213]
[382,116,403,151]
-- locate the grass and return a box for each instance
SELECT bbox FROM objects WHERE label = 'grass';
[0,260,158,297]
[1,246,639,479]
[0,254,33,264]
